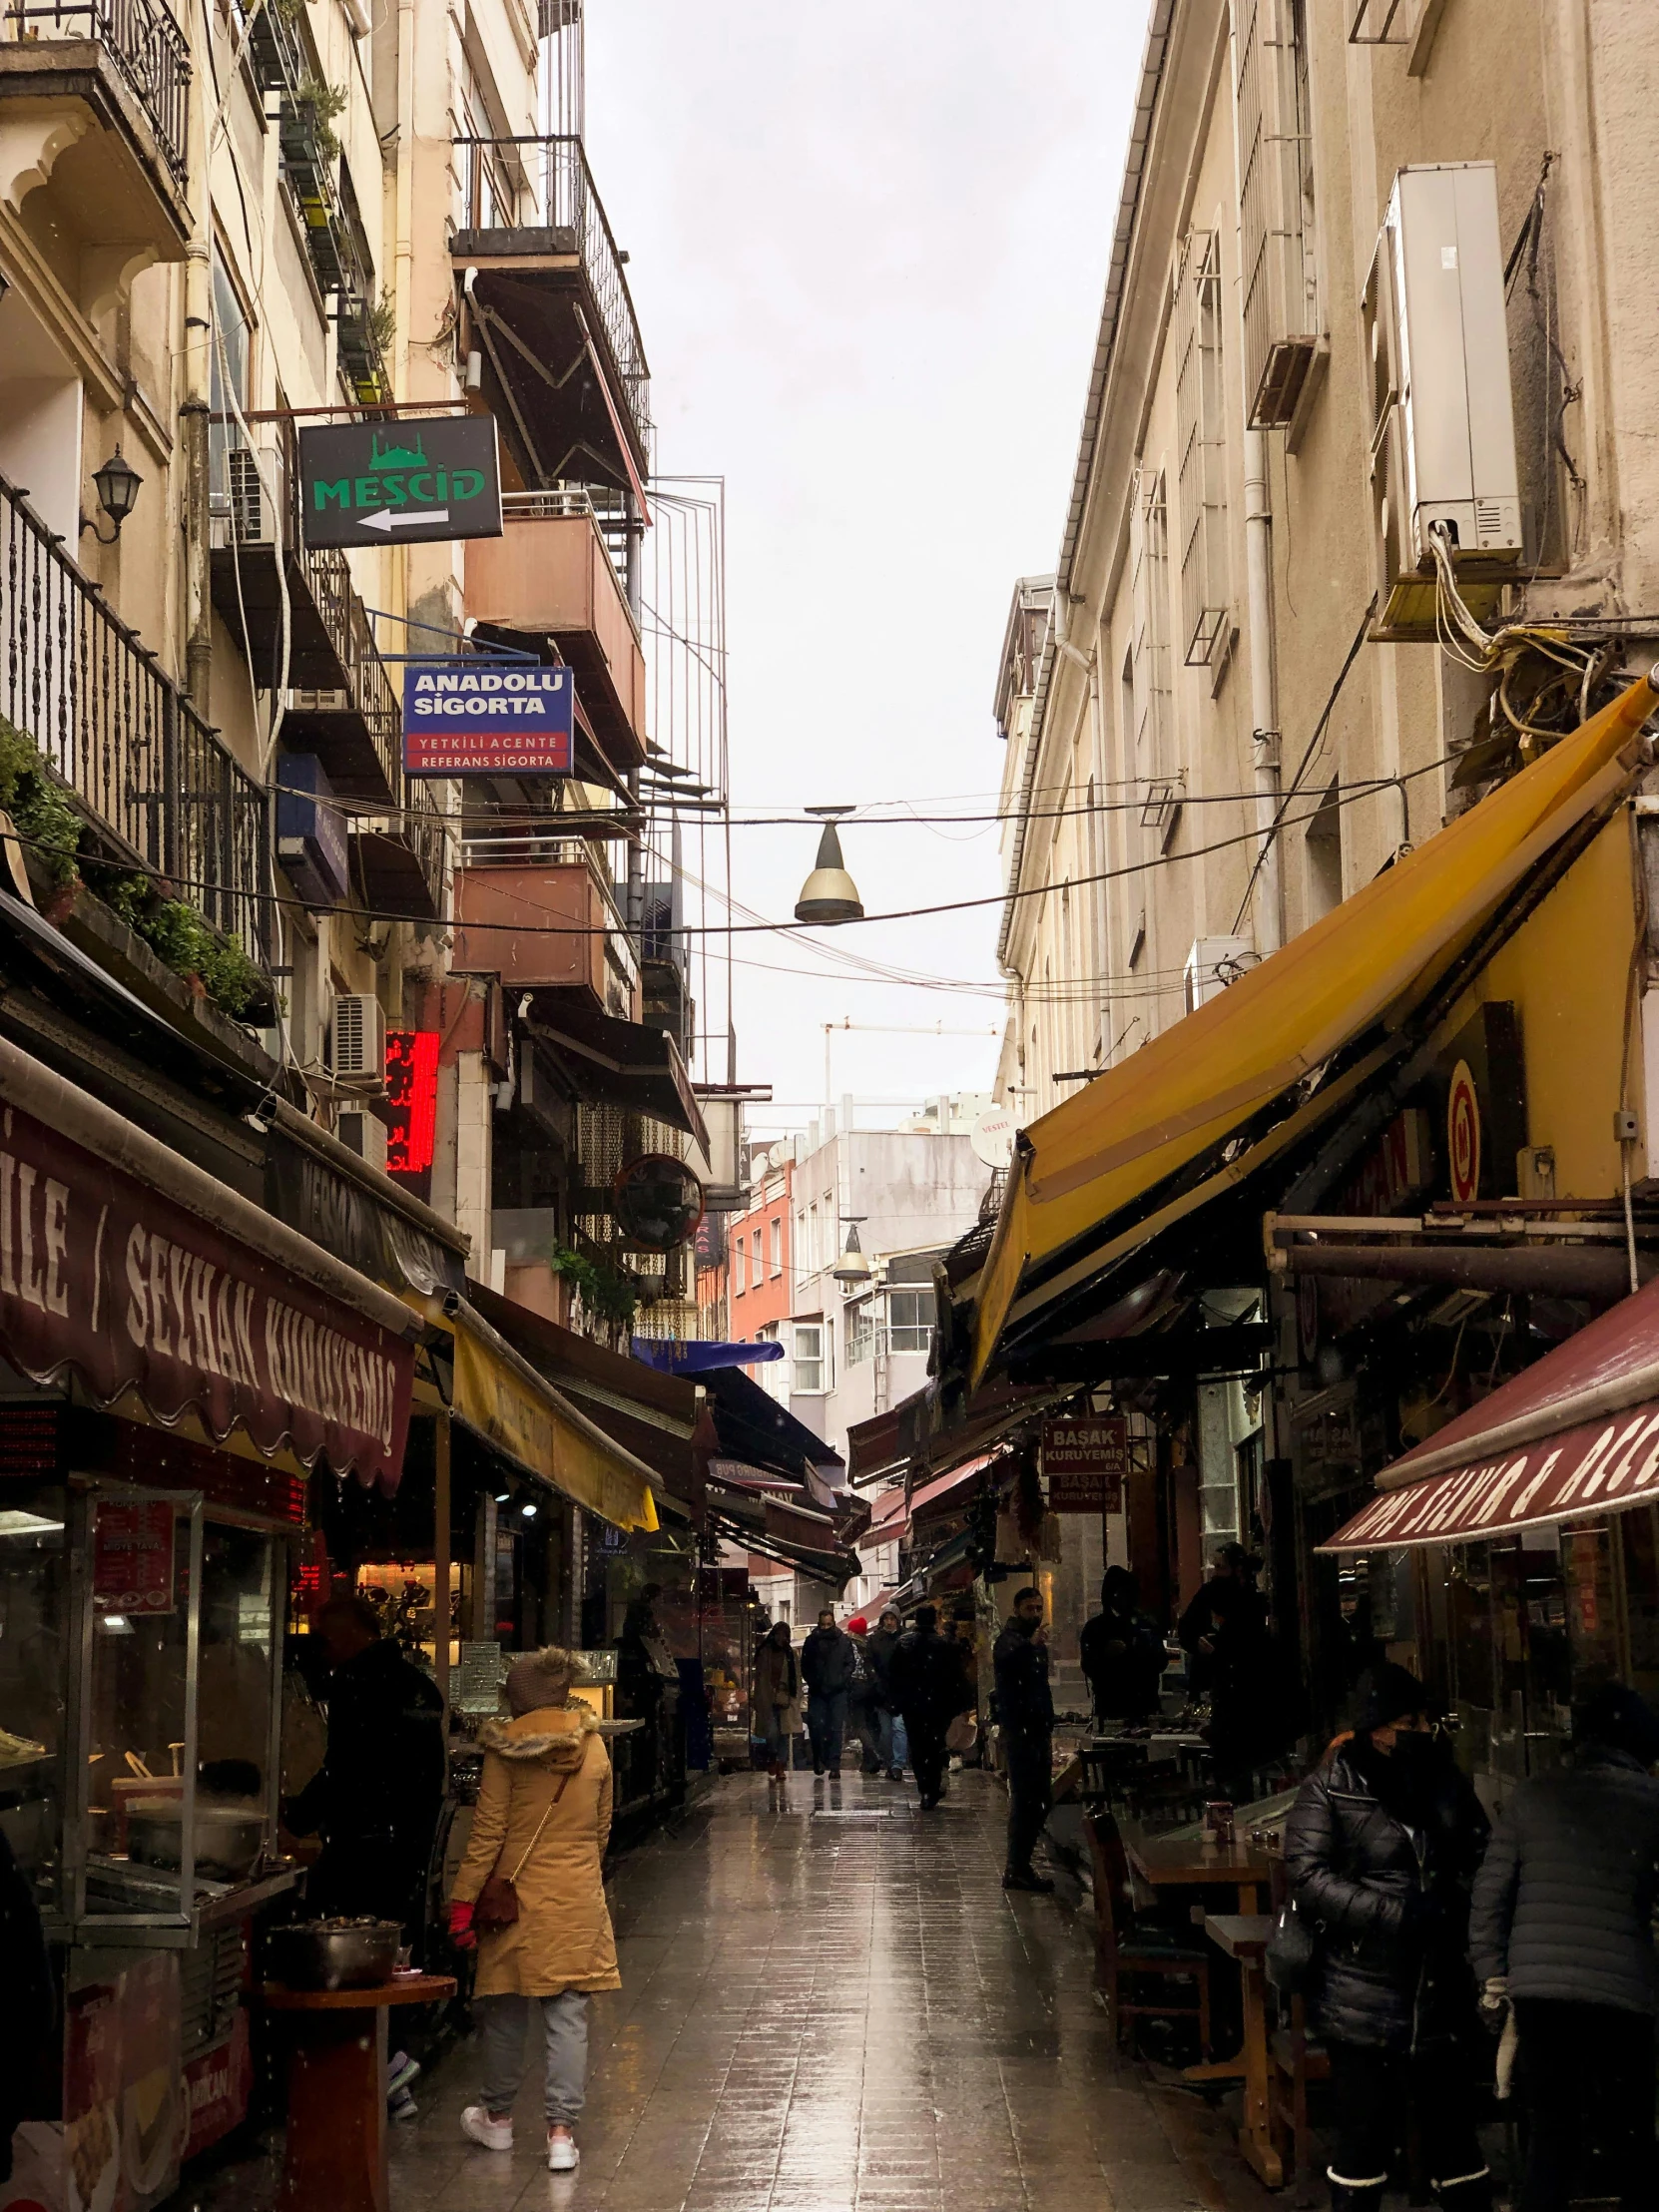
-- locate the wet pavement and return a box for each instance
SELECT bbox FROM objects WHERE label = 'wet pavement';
[200,1767,1283,2212]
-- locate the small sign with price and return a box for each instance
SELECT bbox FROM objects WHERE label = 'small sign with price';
[1042,1415,1128,1513]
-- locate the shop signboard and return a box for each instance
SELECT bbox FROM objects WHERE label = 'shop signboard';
[402,662,575,778]
[0,1097,414,1489]
[91,1501,175,1614]
[297,415,503,548]
[1041,1414,1128,1512]
[384,1030,441,1176]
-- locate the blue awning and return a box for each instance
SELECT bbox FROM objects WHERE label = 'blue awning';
[631,1337,785,1375]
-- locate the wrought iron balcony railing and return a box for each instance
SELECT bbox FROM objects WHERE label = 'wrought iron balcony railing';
[1,0,190,187]
[0,470,269,961]
[455,134,651,461]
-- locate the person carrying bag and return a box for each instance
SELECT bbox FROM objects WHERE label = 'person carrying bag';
[449,1648,619,2175]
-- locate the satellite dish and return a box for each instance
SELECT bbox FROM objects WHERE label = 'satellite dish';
[970,1107,1016,1171]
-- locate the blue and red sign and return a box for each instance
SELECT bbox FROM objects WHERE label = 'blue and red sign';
[402,660,575,777]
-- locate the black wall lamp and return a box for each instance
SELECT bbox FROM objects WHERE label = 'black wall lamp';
[88,445,142,541]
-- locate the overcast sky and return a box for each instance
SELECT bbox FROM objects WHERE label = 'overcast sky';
[586,2,1143,1137]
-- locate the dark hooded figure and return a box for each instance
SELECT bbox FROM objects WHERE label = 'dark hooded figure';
[1285,1664,1491,2212]
[1470,1683,1659,2212]
[1079,1567,1164,1722]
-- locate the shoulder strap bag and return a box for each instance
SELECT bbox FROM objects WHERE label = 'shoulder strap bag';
[474,1769,572,1933]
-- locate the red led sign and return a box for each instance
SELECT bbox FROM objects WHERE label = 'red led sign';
[385,1029,440,1175]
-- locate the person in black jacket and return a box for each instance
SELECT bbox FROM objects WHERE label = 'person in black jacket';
[0,1829,52,2185]
[864,1607,904,1779]
[888,1606,958,1809]
[1284,1664,1491,2212]
[1469,1684,1659,2212]
[993,1587,1055,1892]
[800,1609,856,1776]
[1079,1567,1164,1723]
[284,1595,447,1941]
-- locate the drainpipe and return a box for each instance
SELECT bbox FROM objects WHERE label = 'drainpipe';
[1228,1,1283,957]
[182,5,214,710]
[1243,424,1283,955]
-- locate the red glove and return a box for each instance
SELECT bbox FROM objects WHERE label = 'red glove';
[448,1901,476,1950]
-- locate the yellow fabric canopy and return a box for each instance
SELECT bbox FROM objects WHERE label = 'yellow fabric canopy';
[972,673,1659,1383]
[410,1294,660,1531]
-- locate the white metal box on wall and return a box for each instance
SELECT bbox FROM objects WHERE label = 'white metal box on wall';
[1184,935,1256,1013]
[1363,163,1522,635]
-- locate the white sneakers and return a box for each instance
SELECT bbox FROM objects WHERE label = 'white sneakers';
[460,2106,514,2152]
[461,2107,579,2171]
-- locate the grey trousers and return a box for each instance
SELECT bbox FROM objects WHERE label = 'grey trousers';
[477,1989,589,2124]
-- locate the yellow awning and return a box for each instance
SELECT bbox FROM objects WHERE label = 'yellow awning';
[973,673,1659,1383]
[410,1295,659,1531]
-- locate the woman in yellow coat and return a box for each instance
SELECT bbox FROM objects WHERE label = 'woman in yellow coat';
[448,1647,619,2172]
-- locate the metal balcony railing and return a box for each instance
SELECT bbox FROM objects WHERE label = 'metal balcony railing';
[454,134,651,458]
[2,0,190,186]
[0,471,269,961]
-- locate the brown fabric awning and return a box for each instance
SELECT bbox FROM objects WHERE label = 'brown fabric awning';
[1324,1272,1659,1550]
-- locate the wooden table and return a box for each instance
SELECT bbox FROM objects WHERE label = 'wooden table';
[262,1972,456,2212]
[1206,1914,1281,2188]
[1121,1827,1274,1915]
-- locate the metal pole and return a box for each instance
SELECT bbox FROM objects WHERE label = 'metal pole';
[434,1411,452,1713]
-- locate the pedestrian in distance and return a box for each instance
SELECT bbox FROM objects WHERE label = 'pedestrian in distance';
[1284,1663,1492,2212]
[449,1647,619,2175]
[993,1586,1055,1892]
[864,1605,904,1778]
[1079,1566,1164,1724]
[1469,1682,1659,2212]
[801,1606,857,1776]
[888,1604,958,1808]
[752,1620,803,1781]
[844,1617,884,1773]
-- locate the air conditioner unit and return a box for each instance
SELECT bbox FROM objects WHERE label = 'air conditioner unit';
[1363,163,1522,636]
[211,443,285,549]
[329,993,386,1086]
[335,1109,387,1172]
[1185,934,1256,1014]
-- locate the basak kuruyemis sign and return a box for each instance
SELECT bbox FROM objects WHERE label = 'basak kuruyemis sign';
[402,661,575,776]
[297,415,503,547]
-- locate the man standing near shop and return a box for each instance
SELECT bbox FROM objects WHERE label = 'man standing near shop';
[284,1595,447,1942]
[994,1586,1055,1893]
[801,1606,856,1777]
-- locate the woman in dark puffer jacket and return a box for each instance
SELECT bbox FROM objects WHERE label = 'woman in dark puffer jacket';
[1285,1665,1491,2212]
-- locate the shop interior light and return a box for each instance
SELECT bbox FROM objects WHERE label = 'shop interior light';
[0,1508,65,1537]
[520,1500,538,1519]
[494,1488,511,1504]
[100,1614,133,1633]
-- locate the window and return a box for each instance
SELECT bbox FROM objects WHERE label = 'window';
[751,1231,763,1285]
[1175,229,1230,665]
[886,1288,932,1357]
[1238,0,1320,427]
[1306,777,1344,919]
[847,1298,874,1367]
[769,1218,782,1279]
[793,1322,828,1394]
[733,1236,747,1297]
[809,1203,820,1273]
[757,1323,789,1403]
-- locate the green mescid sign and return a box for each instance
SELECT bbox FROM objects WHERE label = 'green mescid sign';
[297,415,504,548]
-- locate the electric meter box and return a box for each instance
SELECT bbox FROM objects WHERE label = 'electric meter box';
[1379,163,1522,569]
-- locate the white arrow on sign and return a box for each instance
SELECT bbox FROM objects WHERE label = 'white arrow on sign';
[358,506,450,534]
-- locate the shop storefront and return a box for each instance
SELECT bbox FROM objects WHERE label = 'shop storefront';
[0,1035,417,2212]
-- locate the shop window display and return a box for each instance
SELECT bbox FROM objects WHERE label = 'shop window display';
[0,1481,69,1900]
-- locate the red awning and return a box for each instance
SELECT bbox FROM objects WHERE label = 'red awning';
[1324,1273,1659,1550]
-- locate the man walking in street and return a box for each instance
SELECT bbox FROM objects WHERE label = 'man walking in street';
[1470,1683,1659,2212]
[888,1605,957,1808]
[865,1606,904,1779]
[801,1607,856,1776]
[993,1586,1055,1893]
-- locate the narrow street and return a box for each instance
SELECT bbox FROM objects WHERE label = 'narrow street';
[376,1770,1271,2212]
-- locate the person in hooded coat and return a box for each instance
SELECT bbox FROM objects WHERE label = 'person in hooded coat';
[449,1647,619,2174]
[1285,1664,1491,2212]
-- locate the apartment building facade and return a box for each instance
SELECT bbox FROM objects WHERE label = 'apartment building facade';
[978,0,1659,1756]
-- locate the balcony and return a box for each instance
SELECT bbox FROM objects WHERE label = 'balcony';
[0,470,268,962]
[351,773,446,922]
[464,491,646,779]
[451,836,638,1019]
[210,422,400,806]
[0,0,191,262]
[452,136,651,497]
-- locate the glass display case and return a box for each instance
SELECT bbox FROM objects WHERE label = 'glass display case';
[0,1480,295,1945]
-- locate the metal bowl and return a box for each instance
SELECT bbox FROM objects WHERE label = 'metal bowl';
[268,1918,403,1991]
[126,1803,268,1882]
